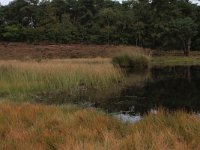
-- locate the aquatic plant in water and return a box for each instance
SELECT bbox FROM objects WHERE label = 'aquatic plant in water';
[112,50,150,70]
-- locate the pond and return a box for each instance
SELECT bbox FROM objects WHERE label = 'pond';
[103,66,200,110]
[95,65,200,122]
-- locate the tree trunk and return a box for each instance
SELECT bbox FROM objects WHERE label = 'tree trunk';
[184,48,187,56]
[106,17,110,45]
[136,38,138,47]
[184,38,191,56]
[186,37,191,57]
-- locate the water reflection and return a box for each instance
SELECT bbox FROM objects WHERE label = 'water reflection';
[102,66,200,117]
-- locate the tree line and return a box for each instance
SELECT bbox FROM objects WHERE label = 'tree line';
[0,0,200,55]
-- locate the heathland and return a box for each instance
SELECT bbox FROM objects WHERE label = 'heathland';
[1,1,200,149]
[0,43,200,149]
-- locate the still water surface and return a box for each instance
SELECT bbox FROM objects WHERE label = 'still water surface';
[98,66,200,122]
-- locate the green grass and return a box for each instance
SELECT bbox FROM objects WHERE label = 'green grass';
[0,59,123,100]
[152,56,200,66]
[112,51,150,69]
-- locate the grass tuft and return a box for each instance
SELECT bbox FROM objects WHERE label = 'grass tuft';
[112,50,150,70]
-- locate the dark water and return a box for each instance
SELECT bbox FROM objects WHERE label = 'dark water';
[96,66,200,121]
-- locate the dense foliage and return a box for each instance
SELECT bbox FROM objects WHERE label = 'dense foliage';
[0,0,200,54]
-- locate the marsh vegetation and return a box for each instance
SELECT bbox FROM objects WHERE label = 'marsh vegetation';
[0,102,199,150]
[0,59,123,100]
[0,46,200,149]
[1,0,200,148]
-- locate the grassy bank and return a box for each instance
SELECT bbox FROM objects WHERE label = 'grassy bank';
[152,56,200,66]
[0,59,123,100]
[0,102,199,150]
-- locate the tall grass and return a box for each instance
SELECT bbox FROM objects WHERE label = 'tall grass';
[0,102,199,150]
[122,110,200,150]
[112,50,151,69]
[0,102,130,150]
[0,59,123,99]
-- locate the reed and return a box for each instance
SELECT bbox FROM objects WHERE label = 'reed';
[0,59,123,99]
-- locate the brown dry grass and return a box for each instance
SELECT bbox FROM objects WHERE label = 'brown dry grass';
[122,110,200,150]
[0,102,199,150]
[0,102,130,150]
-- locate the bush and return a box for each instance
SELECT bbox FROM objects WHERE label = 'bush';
[112,51,150,70]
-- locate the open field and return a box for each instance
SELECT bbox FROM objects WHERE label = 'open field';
[0,102,199,150]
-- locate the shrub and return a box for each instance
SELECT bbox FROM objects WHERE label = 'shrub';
[112,51,150,70]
